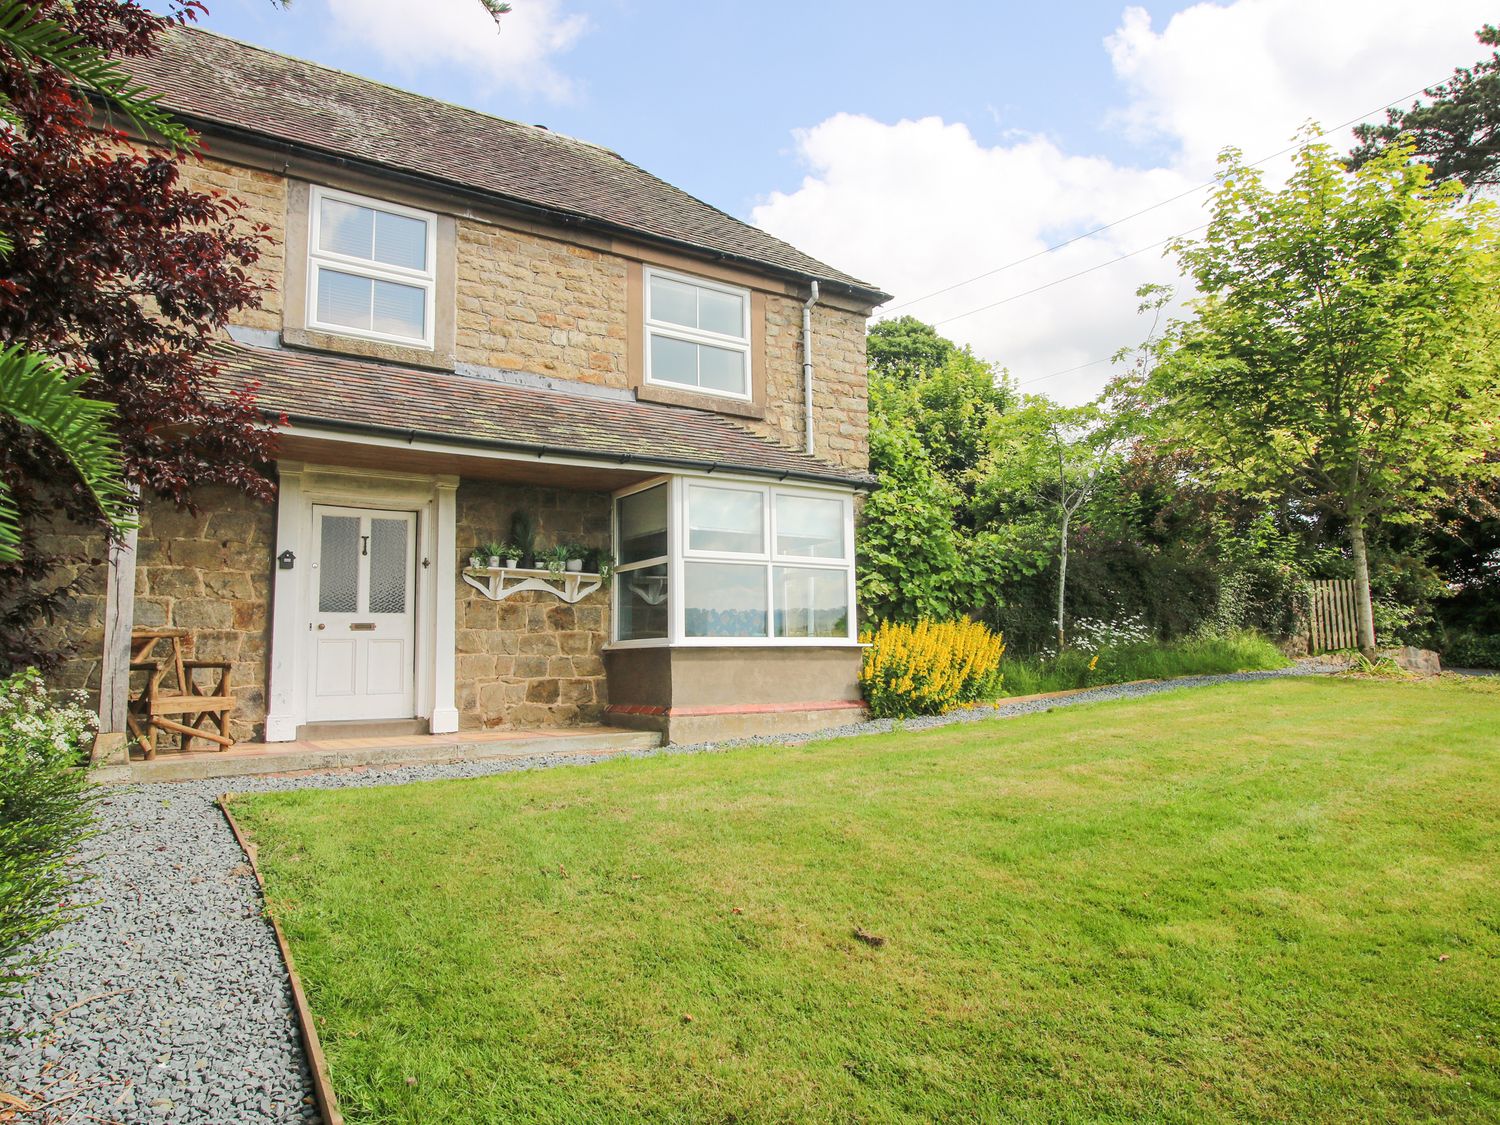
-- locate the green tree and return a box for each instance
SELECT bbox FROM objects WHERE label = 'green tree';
[0,348,131,563]
[870,352,1010,495]
[1348,25,1500,191]
[857,401,969,623]
[867,315,960,379]
[0,0,199,560]
[978,399,1120,650]
[1131,135,1500,656]
[859,319,1015,624]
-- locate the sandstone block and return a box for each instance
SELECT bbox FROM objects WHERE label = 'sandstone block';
[172,598,232,629]
[525,679,560,704]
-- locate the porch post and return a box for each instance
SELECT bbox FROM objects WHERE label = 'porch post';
[264,463,305,742]
[429,478,460,733]
[97,517,139,738]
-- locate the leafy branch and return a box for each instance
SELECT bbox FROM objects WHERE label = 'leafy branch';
[0,0,192,147]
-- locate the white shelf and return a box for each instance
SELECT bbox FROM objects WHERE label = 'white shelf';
[461,566,603,604]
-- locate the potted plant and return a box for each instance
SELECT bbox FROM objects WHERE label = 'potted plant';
[481,540,506,569]
[468,546,485,570]
[562,542,586,573]
[541,544,571,576]
[583,545,614,579]
[500,541,522,569]
[509,510,536,569]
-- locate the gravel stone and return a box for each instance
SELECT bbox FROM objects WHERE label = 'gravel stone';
[0,664,1339,1122]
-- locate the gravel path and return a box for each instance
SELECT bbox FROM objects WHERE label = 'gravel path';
[1,664,1338,1123]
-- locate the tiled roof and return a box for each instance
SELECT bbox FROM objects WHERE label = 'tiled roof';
[213,343,873,488]
[123,26,888,303]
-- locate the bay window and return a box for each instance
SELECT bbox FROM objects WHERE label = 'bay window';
[612,477,855,645]
[308,187,436,348]
[614,482,669,641]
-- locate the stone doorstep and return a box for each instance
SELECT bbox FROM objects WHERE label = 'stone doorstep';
[104,727,662,784]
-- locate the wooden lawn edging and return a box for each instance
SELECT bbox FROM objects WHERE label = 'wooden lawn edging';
[218,794,345,1125]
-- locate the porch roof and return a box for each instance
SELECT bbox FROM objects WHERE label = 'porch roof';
[212,343,875,489]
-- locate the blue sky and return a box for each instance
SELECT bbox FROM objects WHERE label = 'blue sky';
[176,0,1186,216]
[165,0,1495,400]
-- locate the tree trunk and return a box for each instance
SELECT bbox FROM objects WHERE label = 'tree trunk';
[1348,509,1378,659]
[1055,510,1070,652]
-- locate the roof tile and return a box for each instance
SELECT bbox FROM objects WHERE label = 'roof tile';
[214,343,874,488]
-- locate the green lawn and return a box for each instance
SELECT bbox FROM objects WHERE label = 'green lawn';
[235,677,1500,1124]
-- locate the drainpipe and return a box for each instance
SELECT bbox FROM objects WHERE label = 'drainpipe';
[802,280,820,455]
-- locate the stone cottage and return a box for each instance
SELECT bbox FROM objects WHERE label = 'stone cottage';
[49,26,887,757]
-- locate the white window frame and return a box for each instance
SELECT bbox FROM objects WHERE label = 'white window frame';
[609,474,858,649]
[307,185,437,350]
[611,478,672,644]
[643,266,753,402]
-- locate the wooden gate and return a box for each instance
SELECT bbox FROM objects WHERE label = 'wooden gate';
[1307,579,1363,653]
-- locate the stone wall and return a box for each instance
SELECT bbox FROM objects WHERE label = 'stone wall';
[173,150,287,334]
[38,485,275,743]
[455,222,629,385]
[750,298,869,472]
[454,480,611,729]
[25,510,110,701]
[133,488,276,742]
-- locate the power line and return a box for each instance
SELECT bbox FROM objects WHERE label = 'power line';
[1016,356,1113,387]
[879,78,1443,317]
[930,223,1207,328]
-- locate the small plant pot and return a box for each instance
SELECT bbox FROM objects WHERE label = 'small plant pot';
[468,556,484,570]
[505,558,520,570]
[566,558,583,573]
[487,556,501,569]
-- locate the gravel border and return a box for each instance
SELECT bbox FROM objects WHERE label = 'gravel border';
[1,664,1339,1123]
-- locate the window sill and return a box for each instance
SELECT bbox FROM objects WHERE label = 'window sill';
[282,327,455,372]
[635,381,764,419]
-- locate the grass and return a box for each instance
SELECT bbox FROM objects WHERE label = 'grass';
[998,630,1289,697]
[234,677,1500,1123]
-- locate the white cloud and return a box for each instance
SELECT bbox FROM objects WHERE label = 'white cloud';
[752,0,1493,403]
[325,0,589,100]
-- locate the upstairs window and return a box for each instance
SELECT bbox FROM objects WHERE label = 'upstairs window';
[644,268,751,400]
[308,187,435,348]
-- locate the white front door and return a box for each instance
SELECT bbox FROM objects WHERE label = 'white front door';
[307,505,418,722]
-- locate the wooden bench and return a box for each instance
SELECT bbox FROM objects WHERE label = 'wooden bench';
[126,628,237,758]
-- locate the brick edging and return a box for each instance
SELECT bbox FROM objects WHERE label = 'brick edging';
[606,700,865,718]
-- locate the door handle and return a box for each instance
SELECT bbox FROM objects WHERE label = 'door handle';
[316,623,326,631]
[349,622,376,631]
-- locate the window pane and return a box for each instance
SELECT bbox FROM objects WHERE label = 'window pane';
[698,287,744,338]
[617,563,668,641]
[316,268,372,330]
[374,210,428,271]
[319,197,374,259]
[368,517,408,614]
[776,494,845,558]
[685,561,767,638]
[650,333,698,387]
[372,279,426,339]
[317,514,359,613]
[774,566,849,638]
[698,344,746,395]
[650,274,698,329]
[688,485,763,554]
[617,484,668,565]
